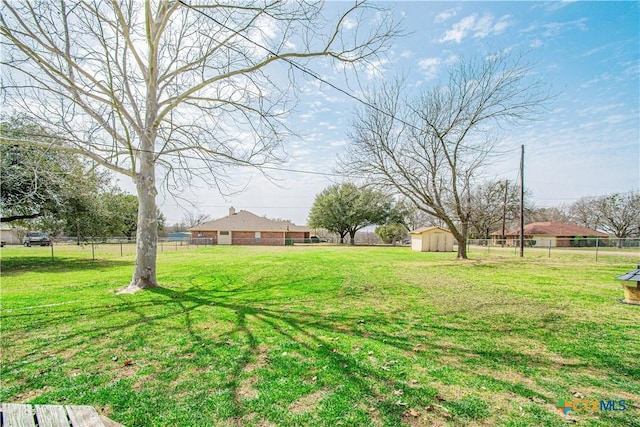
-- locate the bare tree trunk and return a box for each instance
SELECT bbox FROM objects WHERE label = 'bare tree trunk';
[349,231,356,246]
[121,155,158,293]
[456,236,467,259]
[3,0,401,294]
[454,222,468,259]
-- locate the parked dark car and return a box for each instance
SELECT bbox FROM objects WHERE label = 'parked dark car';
[309,236,327,243]
[23,232,51,247]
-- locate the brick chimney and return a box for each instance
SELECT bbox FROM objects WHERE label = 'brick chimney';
[229,207,236,216]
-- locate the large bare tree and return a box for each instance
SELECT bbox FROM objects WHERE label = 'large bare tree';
[593,192,639,244]
[343,53,548,258]
[1,0,400,291]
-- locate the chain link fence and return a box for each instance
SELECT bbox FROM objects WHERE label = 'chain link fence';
[7,235,331,261]
[6,235,639,263]
[467,237,640,261]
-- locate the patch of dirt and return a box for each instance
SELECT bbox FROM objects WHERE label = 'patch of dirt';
[548,353,583,368]
[474,366,549,397]
[234,345,270,402]
[289,388,330,414]
[236,376,259,400]
[223,412,277,427]
[358,403,383,427]
[403,411,450,427]
[243,344,268,373]
[13,386,48,402]
[567,386,640,403]
[130,361,161,391]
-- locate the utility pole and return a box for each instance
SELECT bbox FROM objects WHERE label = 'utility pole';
[501,179,508,247]
[519,145,525,258]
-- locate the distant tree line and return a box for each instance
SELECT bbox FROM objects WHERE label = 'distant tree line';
[308,179,639,246]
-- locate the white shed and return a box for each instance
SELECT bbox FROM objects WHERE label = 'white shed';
[410,227,454,252]
[0,225,22,245]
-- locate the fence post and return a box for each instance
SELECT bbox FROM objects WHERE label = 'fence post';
[120,242,123,257]
[161,241,163,253]
[548,240,551,258]
[91,238,95,260]
[595,237,599,262]
[51,241,54,262]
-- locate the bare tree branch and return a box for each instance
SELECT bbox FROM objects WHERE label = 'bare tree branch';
[1,0,401,291]
[342,52,550,258]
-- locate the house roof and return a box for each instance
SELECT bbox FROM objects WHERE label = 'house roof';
[497,222,608,237]
[409,226,452,235]
[190,210,310,232]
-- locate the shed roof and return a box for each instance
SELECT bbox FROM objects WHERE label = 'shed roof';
[497,222,607,237]
[409,226,452,235]
[616,265,640,282]
[190,210,310,232]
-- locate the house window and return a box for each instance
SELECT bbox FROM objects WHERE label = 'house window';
[220,231,229,236]
[255,231,261,243]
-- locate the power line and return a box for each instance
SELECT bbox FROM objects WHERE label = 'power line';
[177,0,521,157]
[4,1,522,184]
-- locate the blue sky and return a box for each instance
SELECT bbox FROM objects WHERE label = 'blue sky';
[154,1,639,226]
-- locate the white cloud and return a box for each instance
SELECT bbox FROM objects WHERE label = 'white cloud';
[530,39,543,48]
[522,18,588,38]
[621,59,640,77]
[576,104,624,117]
[364,58,389,80]
[445,54,459,65]
[435,7,460,24]
[417,57,442,80]
[440,15,476,43]
[342,16,357,30]
[439,14,513,44]
[534,0,579,13]
[318,121,337,131]
[580,72,613,89]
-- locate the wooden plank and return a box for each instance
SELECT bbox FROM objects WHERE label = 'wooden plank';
[1,403,36,427]
[34,405,71,427]
[64,406,106,427]
[99,416,125,427]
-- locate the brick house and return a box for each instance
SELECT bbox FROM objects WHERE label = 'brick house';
[190,208,310,246]
[492,222,608,247]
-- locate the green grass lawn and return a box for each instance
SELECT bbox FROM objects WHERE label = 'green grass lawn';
[1,245,639,426]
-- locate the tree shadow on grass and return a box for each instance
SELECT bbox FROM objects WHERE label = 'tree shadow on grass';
[0,256,131,277]
[2,282,637,426]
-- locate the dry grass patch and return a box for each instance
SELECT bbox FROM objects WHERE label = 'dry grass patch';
[288,388,330,414]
